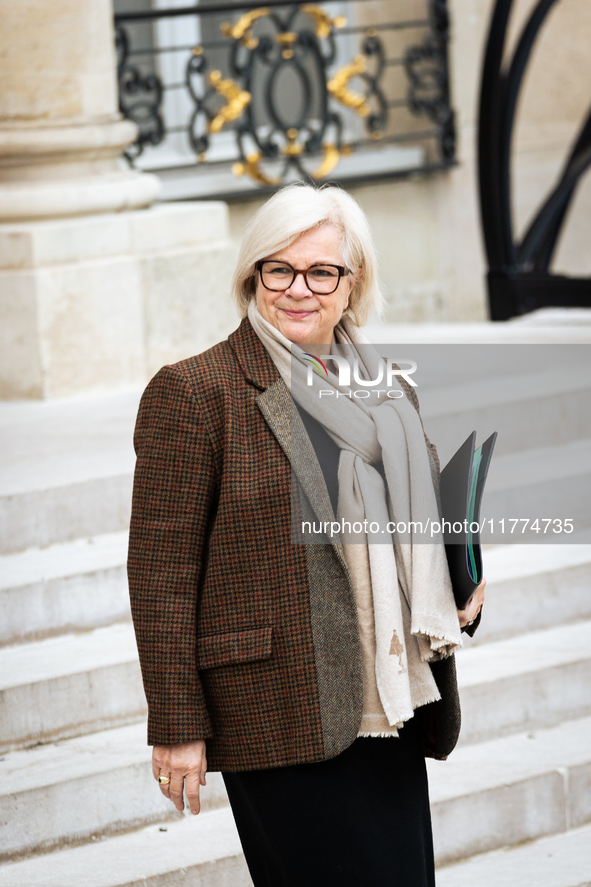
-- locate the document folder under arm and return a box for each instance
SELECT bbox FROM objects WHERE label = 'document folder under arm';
[439,431,498,610]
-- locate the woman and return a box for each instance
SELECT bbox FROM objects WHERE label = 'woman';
[128,183,485,887]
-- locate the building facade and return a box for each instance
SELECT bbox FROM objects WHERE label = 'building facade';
[1,0,590,399]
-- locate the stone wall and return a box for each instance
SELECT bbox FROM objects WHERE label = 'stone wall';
[0,204,237,399]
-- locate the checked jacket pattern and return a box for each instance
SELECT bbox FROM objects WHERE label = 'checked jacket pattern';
[128,318,472,772]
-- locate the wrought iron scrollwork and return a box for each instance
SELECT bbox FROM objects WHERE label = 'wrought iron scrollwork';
[405,0,455,161]
[115,26,164,159]
[359,32,389,140]
[114,1,456,190]
[182,4,391,185]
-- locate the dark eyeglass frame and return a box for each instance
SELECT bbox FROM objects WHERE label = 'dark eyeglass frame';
[255,260,351,295]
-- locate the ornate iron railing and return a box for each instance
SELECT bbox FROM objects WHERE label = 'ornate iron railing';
[114,0,455,199]
[478,0,591,319]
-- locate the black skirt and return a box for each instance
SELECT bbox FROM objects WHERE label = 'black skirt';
[222,717,435,887]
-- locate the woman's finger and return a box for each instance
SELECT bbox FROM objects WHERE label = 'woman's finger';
[200,747,208,786]
[152,748,173,799]
[475,578,486,601]
[168,770,185,812]
[151,742,207,813]
[152,752,161,782]
[185,768,202,815]
[457,579,486,627]
[472,583,485,617]
[469,593,484,618]
[157,772,172,801]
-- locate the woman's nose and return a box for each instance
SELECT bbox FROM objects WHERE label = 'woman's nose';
[286,271,313,297]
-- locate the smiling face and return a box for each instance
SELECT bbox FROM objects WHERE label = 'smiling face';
[255,224,356,347]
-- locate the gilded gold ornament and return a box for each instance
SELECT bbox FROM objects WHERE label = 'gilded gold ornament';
[232,153,280,186]
[276,31,298,59]
[282,129,303,156]
[327,55,370,117]
[207,70,251,134]
[300,5,346,39]
[311,143,341,179]
[220,8,269,49]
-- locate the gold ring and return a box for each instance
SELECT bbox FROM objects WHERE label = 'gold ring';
[157,775,171,785]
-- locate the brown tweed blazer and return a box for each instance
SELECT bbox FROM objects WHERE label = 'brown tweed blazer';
[128,317,475,772]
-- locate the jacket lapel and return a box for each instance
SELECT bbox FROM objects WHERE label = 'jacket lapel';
[228,319,349,574]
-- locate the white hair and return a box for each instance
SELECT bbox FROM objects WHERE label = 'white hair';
[231,183,383,326]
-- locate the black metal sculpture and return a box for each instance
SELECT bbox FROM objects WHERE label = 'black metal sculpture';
[478,0,591,319]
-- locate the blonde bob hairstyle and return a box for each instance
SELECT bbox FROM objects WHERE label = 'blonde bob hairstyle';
[232,183,383,327]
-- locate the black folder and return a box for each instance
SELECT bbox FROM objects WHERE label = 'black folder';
[439,431,498,610]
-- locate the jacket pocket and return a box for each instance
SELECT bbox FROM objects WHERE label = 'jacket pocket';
[196,626,273,670]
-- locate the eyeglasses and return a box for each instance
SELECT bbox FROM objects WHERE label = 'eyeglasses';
[255,260,350,295]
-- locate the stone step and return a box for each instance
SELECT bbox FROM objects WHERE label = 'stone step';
[2,360,590,554]
[0,475,132,556]
[4,535,587,652]
[366,315,591,345]
[2,613,589,754]
[0,390,139,554]
[0,808,250,887]
[5,534,587,652]
[2,526,587,657]
[456,619,591,745]
[436,823,591,887]
[0,716,589,884]
[0,722,228,863]
[3,429,588,559]
[481,437,591,541]
[473,543,591,645]
[428,716,591,866]
[420,362,591,464]
[0,623,146,753]
[361,335,591,465]
[0,532,130,646]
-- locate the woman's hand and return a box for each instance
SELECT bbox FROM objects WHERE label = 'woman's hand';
[152,740,207,815]
[457,578,486,629]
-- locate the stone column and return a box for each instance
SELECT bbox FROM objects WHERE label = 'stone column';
[0,0,160,220]
[0,0,239,400]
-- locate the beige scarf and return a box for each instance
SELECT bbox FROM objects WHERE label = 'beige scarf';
[248,301,461,734]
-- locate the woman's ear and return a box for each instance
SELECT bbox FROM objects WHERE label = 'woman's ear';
[343,268,362,314]
[348,266,362,296]
[352,266,363,286]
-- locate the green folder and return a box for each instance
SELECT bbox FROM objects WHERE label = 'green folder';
[467,445,483,583]
[440,431,498,609]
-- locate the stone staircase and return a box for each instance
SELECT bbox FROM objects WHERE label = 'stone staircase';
[1,322,590,886]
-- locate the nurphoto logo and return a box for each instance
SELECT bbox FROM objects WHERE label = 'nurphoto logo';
[304,352,417,399]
